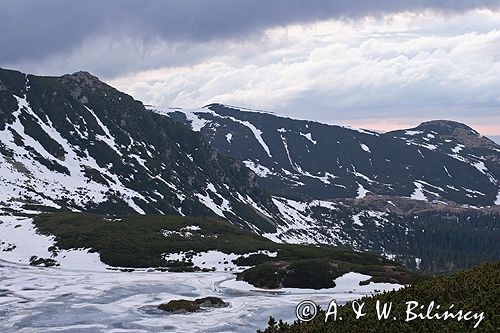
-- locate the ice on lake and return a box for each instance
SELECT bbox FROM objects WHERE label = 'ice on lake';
[0,260,401,333]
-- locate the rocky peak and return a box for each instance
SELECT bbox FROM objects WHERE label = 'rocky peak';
[62,70,108,91]
[417,120,497,149]
[60,71,113,102]
[418,120,476,133]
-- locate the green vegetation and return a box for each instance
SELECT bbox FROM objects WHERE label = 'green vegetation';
[158,296,227,313]
[306,203,500,274]
[29,256,59,267]
[259,262,500,332]
[194,297,227,307]
[158,300,200,313]
[33,212,420,287]
[34,212,273,268]
[238,259,418,289]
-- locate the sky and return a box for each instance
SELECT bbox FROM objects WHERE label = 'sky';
[1,1,500,139]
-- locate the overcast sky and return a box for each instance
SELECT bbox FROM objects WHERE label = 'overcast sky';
[2,1,500,137]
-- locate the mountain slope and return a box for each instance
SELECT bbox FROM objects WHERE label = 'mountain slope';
[162,104,500,272]
[165,104,500,206]
[0,69,280,232]
[389,120,500,204]
[1,69,498,274]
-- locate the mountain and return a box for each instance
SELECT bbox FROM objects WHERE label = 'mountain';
[1,68,498,274]
[0,69,280,232]
[165,104,500,206]
[162,104,500,272]
[0,68,420,287]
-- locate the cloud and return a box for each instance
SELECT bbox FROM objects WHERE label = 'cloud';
[107,9,500,135]
[2,2,499,134]
[1,0,499,75]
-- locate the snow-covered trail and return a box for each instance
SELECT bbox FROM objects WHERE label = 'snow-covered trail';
[0,259,401,333]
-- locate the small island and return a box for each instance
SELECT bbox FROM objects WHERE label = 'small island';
[158,297,227,314]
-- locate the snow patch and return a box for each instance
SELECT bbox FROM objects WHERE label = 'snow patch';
[356,182,368,199]
[243,160,275,177]
[415,258,422,270]
[405,130,423,136]
[195,184,231,217]
[163,251,241,272]
[299,132,317,145]
[184,110,209,131]
[360,143,371,153]
[473,161,488,174]
[411,182,427,201]
[352,214,363,226]
[0,216,108,271]
[451,144,465,154]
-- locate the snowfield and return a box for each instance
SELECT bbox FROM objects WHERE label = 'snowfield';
[0,214,402,332]
[0,259,401,333]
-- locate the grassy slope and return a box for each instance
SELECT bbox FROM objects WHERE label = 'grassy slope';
[33,212,420,287]
[259,262,500,332]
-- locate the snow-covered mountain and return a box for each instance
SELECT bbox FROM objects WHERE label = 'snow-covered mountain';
[166,104,500,207]
[0,69,280,232]
[162,104,500,272]
[1,68,498,273]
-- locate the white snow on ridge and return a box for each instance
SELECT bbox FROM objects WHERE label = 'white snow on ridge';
[186,108,273,158]
[443,165,452,178]
[495,190,500,205]
[462,188,485,196]
[417,180,443,192]
[451,144,465,154]
[360,143,371,153]
[473,161,488,174]
[422,143,437,150]
[300,132,317,145]
[183,225,201,231]
[0,94,146,214]
[405,130,423,136]
[271,197,315,228]
[242,250,278,258]
[340,125,379,136]
[84,106,123,157]
[228,117,272,158]
[183,109,210,131]
[194,183,237,219]
[225,133,233,143]
[352,171,375,184]
[243,160,275,177]
[264,197,344,245]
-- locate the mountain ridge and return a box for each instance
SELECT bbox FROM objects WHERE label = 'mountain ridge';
[162,103,500,272]
[165,103,500,206]
[1,68,499,273]
[0,68,282,232]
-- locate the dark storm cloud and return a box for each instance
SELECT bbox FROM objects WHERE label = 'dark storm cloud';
[1,0,499,65]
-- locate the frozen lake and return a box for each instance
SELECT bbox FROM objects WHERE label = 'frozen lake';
[0,259,401,333]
